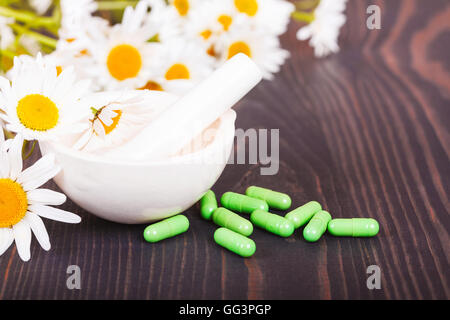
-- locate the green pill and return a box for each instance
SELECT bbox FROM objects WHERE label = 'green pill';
[245,186,292,210]
[285,201,322,229]
[200,190,218,220]
[303,211,332,242]
[212,207,253,236]
[250,209,294,237]
[214,227,256,258]
[143,215,189,243]
[221,192,269,214]
[328,218,379,237]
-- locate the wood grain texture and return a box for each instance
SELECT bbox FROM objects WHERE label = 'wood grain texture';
[0,0,449,300]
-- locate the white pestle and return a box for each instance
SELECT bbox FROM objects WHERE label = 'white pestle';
[104,53,262,161]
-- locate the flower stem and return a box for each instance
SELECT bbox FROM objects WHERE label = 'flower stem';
[22,140,37,160]
[292,11,315,24]
[2,129,14,140]
[294,0,320,11]
[0,6,56,27]
[96,1,139,10]
[10,24,57,49]
[0,49,16,59]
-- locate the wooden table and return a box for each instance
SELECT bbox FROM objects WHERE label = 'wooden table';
[1,0,448,300]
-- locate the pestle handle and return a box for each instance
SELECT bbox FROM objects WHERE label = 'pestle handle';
[105,53,262,160]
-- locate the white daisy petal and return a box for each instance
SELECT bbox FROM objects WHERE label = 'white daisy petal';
[29,204,81,224]
[0,16,15,50]
[24,212,51,251]
[0,228,14,256]
[13,220,32,262]
[21,165,60,191]
[0,143,10,178]
[17,153,55,184]
[98,112,114,126]
[0,75,11,92]
[93,119,106,137]
[27,188,67,206]
[8,134,23,180]
[296,26,312,41]
[29,0,52,15]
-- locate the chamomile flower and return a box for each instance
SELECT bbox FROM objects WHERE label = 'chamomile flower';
[231,0,294,36]
[184,0,236,51]
[58,17,109,53]
[0,53,91,141]
[0,16,14,50]
[296,0,348,57]
[57,0,109,81]
[55,18,109,91]
[217,22,289,80]
[58,0,108,55]
[83,2,161,90]
[0,134,81,262]
[73,90,174,152]
[141,40,214,94]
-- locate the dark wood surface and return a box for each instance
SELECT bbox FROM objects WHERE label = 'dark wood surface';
[1,0,449,300]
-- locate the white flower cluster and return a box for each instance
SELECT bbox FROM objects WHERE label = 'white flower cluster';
[49,0,294,95]
[296,0,348,57]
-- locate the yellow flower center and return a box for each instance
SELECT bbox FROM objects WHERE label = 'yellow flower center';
[0,179,28,228]
[227,41,252,59]
[173,0,189,16]
[99,110,122,135]
[218,15,233,31]
[139,81,164,91]
[107,44,142,81]
[234,0,258,16]
[17,94,59,131]
[165,63,190,80]
[200,29,212,40]
[56,66,63,76]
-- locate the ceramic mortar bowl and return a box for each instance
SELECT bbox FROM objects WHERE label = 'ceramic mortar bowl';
[39,97,236,224]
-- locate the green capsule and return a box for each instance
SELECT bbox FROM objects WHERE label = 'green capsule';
[212,207,253,236]
[303,211,331,242]
[200,190,218,220]
[285,201,322,229]
[221,192,268,214]
[328,218,379,237]
[214,227,256,258]
[250,209,294,237]
[245,186,292,210]
[143,215,189,243]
